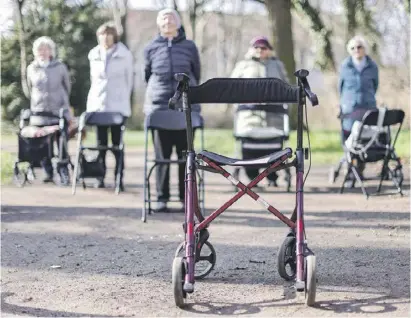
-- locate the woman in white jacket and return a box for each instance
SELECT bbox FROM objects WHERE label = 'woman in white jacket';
[86,22,133,191]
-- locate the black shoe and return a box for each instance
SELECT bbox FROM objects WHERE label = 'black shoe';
[95,179,105,188]
[42,175,54,183]
[118,182,125,192]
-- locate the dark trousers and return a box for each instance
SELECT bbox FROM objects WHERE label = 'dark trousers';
[152,129,192,202]
[241,147,278,182]
[41,126,68,176]
[97,123,124,181]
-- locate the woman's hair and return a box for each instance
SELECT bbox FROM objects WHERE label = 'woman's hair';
[32,36,56,58]
[346,35,368,54]
[96,22,119,43]
[156,8,182,29]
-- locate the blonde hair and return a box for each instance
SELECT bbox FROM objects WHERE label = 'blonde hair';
[346,35,368,54]
[32,36,56,58]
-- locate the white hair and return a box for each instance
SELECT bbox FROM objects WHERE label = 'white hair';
[32,36,57,58]
[156,8,182,29]
[346,35,368,54]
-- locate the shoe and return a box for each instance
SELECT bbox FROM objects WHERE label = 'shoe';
[119,182,125,192]
[155,201,168,212]
[95,179,105,188]
[42,175,54,183]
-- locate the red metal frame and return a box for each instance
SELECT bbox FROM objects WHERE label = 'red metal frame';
[195,153,295,232]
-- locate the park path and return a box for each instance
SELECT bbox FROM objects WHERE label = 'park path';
[1,146,410,317]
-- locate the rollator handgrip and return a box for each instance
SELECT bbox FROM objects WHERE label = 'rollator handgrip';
[169,90,181,110]
[169,73,191,110]
[294,69,319,107]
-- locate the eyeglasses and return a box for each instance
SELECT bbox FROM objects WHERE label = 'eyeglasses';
[255,46,268,50]
[351,45,363,50]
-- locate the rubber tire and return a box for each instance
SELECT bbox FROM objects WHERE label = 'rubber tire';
[305,255,317,306]
[277,235,296,281]
[175,241,216,280]
[172,257,186,308]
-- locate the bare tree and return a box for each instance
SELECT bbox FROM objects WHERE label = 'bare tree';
[292,0,336,71]
[13,0,30,98]
[112,0,128,45]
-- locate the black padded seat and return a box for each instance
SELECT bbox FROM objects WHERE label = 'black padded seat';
[198,148,292,167]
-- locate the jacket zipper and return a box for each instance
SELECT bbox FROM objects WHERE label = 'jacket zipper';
[168,39,174,93]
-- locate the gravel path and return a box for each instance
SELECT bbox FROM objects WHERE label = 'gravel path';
[1,148,409,317]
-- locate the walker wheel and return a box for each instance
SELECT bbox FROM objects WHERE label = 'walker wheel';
[175,238,216,279]
[305,255,317,306]
[172,257,187,308]
[13,166,27,187]
[277,235,296,281]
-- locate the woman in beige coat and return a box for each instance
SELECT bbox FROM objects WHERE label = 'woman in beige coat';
[231,36,289,184]
[86,22,134,191]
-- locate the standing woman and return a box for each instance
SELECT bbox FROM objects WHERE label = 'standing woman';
[27,36,71,184]
[338,35,379,142]
[86,22,134,191]
[143,8,201,212]
[338,35,379,179]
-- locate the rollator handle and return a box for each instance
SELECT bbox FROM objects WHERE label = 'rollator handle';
[168,73,190,110]
[294,69,319,107]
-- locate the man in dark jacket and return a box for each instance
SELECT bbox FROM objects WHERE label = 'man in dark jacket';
[143,8,202,212]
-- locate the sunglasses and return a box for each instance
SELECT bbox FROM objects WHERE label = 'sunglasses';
[254,46,268,50]
[351,45,363,50]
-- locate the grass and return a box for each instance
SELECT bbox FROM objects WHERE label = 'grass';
[1,151,15,185]
[1,128,409,185]
[86,128,410,164]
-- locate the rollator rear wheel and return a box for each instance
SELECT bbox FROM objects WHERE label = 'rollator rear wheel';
[277,235,296,281]
[393,167,404,186]
[172,257,187,308]
[305,255,317,306]
[13,165,27,187]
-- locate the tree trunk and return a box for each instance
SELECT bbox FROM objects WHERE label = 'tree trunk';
[188,0,199,41]
[265,0,298,129]
[266,0,296,84]
[342,0,357,42]
[14,0,30,99]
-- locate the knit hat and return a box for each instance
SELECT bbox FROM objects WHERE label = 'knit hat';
[250,36,273,50]
[156,8,182,29]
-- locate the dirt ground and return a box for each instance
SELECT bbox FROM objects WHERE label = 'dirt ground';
[1,147,410,317]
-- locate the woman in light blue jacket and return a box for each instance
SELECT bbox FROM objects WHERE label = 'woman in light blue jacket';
[338,35,379,142]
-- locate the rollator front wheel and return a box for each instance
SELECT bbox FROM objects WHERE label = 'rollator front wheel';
[277,235,296,281]
[175,238,216,280]
[172,257,187,308]
[304,254,317,306]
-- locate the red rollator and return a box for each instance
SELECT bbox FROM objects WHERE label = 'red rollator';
[169,70,319,307]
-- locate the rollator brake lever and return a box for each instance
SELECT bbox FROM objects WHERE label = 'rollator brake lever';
[294,69,319,107]
[168,73,191,110]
